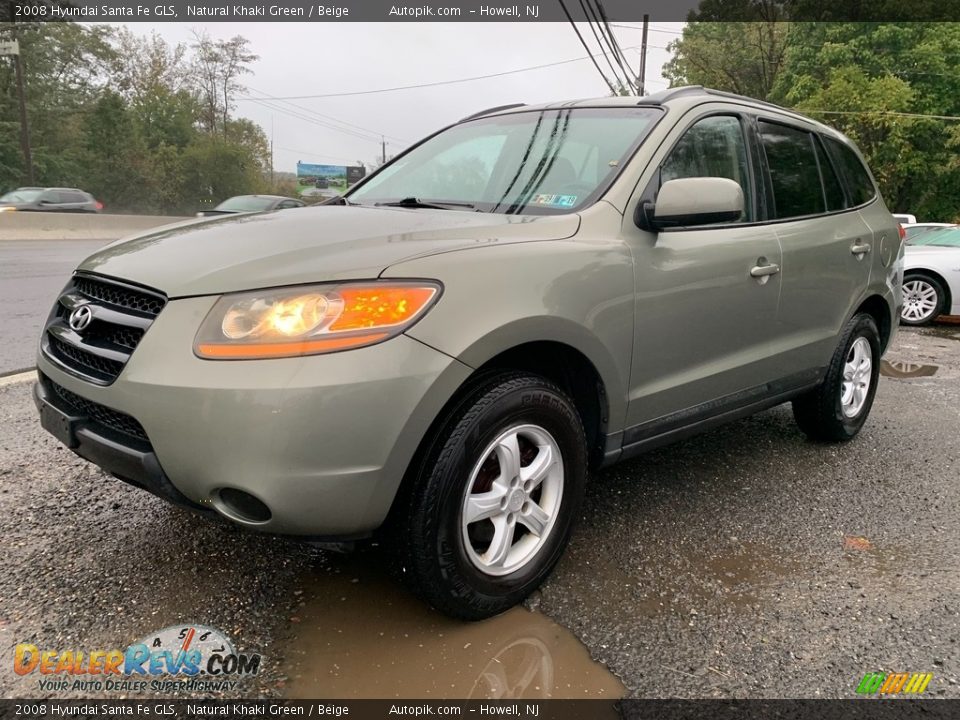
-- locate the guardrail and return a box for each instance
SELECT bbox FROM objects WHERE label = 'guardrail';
[0,212,190,241]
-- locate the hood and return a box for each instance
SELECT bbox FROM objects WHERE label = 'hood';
[78,205,580,297]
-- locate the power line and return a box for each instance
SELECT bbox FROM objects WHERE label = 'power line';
[557,0,619,94]
[278,147,369,164]
[593,0,641,92]
[244,96,396,146]
[594,0,642,90]
[237,47,641,101]
[578,0,633,92]
[244,86,410,144]
[613,23,684,35]
[807,109,960,121]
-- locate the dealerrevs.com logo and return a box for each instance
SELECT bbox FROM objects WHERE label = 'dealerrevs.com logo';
[14,625,261,694]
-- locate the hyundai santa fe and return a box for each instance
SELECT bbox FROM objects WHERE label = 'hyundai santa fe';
[35,87,903,619]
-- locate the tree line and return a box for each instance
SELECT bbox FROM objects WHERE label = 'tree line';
[0,22,287,215]
[665,19,960,221]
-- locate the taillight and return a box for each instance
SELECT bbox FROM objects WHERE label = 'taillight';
[897,223,906,241]
[95,201,104,211]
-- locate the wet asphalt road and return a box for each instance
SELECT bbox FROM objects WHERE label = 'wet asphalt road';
[1,324,958,700]
[0,239,109,375]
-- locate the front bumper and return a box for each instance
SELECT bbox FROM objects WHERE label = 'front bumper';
[36,295,472,536]
[34,376,210,513]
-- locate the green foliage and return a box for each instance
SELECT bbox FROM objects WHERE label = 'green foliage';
[663,21,789,100]
[0,21,270,214]
[774,23,960,219]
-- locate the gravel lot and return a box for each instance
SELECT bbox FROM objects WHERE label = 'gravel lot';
[1,324,957,700]
[538,323,960,698]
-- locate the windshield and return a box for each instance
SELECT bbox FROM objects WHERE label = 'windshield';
[348,107,661,214]
[214,196,277,212]
[0,189,43,203]
[907,227,960,247]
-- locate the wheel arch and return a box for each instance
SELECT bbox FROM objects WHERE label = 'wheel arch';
[381,334,616,537]
[853,294,895,353]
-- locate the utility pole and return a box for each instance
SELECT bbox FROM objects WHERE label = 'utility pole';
[9,20,34,184]
[638,13,650,97]
[381,136,386,165]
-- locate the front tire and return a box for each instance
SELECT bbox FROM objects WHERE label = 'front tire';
[392,372,587,620]
[901,274,945,326]
[792,313,881,442]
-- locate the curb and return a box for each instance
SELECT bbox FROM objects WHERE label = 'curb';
[0,370,36,388]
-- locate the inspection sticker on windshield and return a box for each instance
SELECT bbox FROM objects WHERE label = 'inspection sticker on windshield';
[531,194,577,207]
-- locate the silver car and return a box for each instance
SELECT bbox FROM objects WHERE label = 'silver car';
[0,187,101,213]
[902,225,960,324]
[34,87,902,618]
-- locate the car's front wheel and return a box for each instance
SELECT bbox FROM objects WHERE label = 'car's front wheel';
[391,372,587,620]
[901,274,945,326]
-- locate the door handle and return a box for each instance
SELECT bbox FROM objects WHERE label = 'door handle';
[851,242,872,256]
[750,262,780,278]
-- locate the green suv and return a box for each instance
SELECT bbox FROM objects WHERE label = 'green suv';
[35,87,903,619]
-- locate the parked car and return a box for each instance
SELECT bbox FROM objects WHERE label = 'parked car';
[901,226,960,324]
[0,187,102,213]
[34,87,901,619]
[196,194,305,217]
[902,222,955,242]
[315,177,329,189]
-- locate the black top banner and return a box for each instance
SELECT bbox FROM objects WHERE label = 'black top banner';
[3,0,960,22]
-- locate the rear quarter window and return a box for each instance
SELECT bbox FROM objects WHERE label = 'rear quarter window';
[823,136,876,207]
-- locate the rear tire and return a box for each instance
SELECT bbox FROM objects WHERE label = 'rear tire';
[391,372,587,620]
[792,313,881,442]
[901,274,945,326]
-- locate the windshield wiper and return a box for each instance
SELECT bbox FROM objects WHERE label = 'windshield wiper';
[375,197,475,210]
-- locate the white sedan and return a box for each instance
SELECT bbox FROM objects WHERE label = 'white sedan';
[902,226,960,325]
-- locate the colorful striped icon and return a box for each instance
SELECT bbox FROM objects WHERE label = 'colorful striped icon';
[856,672,933,695]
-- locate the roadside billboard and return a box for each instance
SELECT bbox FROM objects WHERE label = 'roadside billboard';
[296,162,366,197]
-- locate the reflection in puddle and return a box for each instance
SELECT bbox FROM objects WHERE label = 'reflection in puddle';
[281,552,625,701]
[881,359,939,378]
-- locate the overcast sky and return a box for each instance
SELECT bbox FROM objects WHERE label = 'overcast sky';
[117,22,680,172]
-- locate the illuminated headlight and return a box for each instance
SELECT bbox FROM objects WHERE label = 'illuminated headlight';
[194,281,441,359]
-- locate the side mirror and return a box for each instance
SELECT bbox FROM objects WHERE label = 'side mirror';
[636,177,744,232]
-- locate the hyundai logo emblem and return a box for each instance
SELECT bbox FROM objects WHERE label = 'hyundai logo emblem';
[68,305,94,332]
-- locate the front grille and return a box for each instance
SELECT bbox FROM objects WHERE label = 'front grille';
[73,276,165,317]
[87,324,145,352]
[45,375,149,443]
[48,336,125,378]
[42,274,167,385]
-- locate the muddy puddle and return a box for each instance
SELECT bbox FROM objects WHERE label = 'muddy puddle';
[280,551,625,701]
[881,359,939,378]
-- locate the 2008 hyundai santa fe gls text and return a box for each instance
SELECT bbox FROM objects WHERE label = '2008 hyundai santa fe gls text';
[35,87,903,619]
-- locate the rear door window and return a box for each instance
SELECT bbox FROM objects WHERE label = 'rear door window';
[758,121,825,219]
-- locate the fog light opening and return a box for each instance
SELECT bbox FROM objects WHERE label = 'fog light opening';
[215,488,272,524]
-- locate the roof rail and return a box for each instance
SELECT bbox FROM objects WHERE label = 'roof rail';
[460,103,527,121]
[701,88,802,114]
[636,85,706,105]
